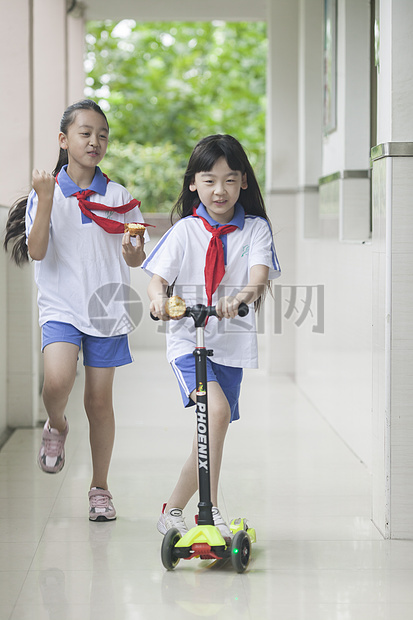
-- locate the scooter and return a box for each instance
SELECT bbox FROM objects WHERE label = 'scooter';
[152,300,256,573]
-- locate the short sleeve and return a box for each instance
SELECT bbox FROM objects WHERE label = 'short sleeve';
[248,218,281,280]
[142,221,186,285]
[25,190,39,239]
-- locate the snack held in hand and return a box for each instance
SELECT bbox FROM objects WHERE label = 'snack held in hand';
[125,222,146,238]
[165,296,186,319]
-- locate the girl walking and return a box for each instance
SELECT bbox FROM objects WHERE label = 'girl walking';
[4,100,148,521]
[143,134,281,538]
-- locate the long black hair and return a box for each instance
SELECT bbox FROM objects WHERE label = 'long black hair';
[171,134,269,224]
[171,134,272,311]
[3,100,109,265]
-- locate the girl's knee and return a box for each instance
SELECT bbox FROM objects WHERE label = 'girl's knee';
[43,375,72,401]
[84,367,115,418]
[209,402,231,431]
[206,386,231,430]
[84,391,113,420]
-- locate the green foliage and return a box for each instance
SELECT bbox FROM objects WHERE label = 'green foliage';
[85,20,267,212]
[102,141,185,212]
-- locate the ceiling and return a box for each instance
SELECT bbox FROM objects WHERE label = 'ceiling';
[79,0,267,22]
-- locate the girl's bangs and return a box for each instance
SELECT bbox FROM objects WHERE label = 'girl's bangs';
[195,148,244,174]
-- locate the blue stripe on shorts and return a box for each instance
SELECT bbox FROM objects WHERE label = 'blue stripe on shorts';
[171,353,243,422]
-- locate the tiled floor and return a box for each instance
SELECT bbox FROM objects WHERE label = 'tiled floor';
[1,349,413,619]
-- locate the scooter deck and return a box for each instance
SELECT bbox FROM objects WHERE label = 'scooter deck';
[177,524,225,547]
[172,519,256,563]
[230,517,257,543]
[173,525,230,561]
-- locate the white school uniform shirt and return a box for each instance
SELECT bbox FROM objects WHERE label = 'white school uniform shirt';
[143,203,281,368]
[26,165,147,337]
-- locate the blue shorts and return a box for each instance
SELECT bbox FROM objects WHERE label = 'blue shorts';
[171,354,243,422]
[41,321,133,368]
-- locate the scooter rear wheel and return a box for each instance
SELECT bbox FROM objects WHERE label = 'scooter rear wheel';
[231,530,251,573]
[161,527,181,570]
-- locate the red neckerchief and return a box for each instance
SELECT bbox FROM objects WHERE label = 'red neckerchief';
[192,206,238,307]
[57,172,150,234]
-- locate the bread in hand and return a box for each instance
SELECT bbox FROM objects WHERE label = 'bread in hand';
[165,295,186,319]
[124,222,145,238]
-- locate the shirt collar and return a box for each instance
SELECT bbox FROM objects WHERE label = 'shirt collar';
[196,202,245,229]
[57,165,107,198]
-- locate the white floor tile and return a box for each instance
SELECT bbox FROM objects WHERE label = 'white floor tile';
[1,348,413,619]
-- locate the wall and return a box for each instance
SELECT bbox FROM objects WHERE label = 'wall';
[0,208,7,442]
[0,0,37,435]
[295,237,373,467]
[266,0,374,469]
[297,0,373,469]
[0,0,85,440]
[265,0,299,375]
[371,0,413,539]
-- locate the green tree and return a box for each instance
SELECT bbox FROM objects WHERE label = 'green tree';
[85,20,267,212]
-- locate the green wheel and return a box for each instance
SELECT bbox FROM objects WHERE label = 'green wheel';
[231,530,251,573]
[161,527,181,570]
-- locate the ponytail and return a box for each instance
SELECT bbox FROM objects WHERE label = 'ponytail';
[4,143,71,265]
[3,196,30,265]
[3,157,64,266]
[52,149,68,177]
[3,153,67,266]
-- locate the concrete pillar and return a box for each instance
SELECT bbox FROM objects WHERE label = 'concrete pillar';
[0,0,37,430]
[33,0,67,171]
[0,0,78,432]
[319,0,371,243]
[297,0,323,239]
[68,14,86,103]
[265,0,299,374]
[371,0,413,539]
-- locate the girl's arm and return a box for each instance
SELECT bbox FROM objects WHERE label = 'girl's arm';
[122,232,146,267]
[216,264,269,319]
[27,169,55,261]
[147,274,171,320]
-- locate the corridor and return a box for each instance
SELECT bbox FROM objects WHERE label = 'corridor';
[1,348,413,619]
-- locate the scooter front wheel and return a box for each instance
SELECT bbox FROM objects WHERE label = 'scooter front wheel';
[161,527,181,570]
[231,530,251,573]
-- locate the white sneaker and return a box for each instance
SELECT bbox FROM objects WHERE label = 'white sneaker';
[157,503,188,535]
[212,506,232,540]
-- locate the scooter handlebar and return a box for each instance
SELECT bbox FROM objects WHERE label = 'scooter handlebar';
[150,301,249,321]
[236,302,249,317]
[205,302,249,319]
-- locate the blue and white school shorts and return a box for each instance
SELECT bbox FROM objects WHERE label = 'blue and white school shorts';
[41,321,133,368]
[171,353,243,422]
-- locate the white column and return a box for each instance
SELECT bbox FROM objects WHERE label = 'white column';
[0,0,37,430]
[265,0,299,374]
[0,0,72,431]
[297,0,323,239]
[68,13,86,103]
[33,0,67,171]
[372,0,413,539]
[0,0,32,206]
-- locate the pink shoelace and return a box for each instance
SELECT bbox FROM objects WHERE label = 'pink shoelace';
[43,429,66,456]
